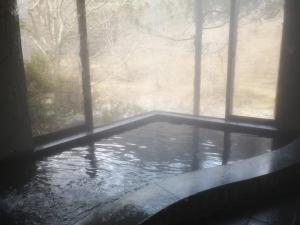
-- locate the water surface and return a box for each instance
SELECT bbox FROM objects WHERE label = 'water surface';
[0,122,291,225]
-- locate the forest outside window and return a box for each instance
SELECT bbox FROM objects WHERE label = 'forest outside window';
[17,0,85,136]
[16,0,285,138]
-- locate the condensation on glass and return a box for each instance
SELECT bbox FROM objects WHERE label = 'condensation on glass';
[200,0,230,118]
[233,0,284,119]
[86,0,195,126]
[17,0,85,136]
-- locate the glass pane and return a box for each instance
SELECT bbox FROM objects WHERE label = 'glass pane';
[17,0,84,136]
[200,0,230,118]
[86,0,195,126]
[233,0,284,119]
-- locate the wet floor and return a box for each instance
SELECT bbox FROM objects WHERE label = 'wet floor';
[0,122,293,225]
[197,192,300,225]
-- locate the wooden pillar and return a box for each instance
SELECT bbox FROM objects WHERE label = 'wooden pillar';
[76,0,94,131]
[276,0,300,131]
[225,0,240,119]
[193,0,203,116]
[0,0,33,159]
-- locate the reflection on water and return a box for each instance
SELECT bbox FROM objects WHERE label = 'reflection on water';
[0,122,292,225]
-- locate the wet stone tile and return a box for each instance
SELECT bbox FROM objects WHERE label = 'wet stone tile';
[294,200,300,225]
[203,214,249,225]
[76,184,179,225]
[247,219,268,225]
[251,197,297,225]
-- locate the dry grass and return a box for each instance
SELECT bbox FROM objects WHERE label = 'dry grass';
[90,14,283,124]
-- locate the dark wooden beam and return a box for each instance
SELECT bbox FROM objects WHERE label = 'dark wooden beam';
[225,0,240,119]
[76,0,94,131]
[275,0,300,131]
[0,0,33,159]
[193,0,204,116]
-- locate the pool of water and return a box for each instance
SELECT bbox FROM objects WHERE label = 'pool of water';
[0,122,293,225]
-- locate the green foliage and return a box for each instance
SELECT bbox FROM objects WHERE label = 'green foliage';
[25,53,84,135]
[26,52,145,135]
[25,53,55,133]
[25,53,53,94]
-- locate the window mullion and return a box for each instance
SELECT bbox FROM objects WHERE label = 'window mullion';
[193,0,204,116]
[225,0,240,119]
[76,0,94,131]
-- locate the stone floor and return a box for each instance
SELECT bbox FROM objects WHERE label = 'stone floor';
[203,193,300,225]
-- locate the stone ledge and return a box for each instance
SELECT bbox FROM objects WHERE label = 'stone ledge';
[75,137,300,225]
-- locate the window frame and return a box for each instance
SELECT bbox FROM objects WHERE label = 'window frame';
[18,0,281,146]
[224,0,282,124]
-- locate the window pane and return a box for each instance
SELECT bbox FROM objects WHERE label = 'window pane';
[86,0,195,126]
[17,0,85,136]
[233,0,284,119]
[200,0,230,118]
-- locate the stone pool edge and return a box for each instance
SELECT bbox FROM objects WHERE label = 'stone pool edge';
[33,111,282,159]
[74,137,300,225]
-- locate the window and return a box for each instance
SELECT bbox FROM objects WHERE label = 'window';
[17,0,85,136]
[16,0,284,140]
[232,0,284,119]
[86,0,195,126]
[200,0,230,118]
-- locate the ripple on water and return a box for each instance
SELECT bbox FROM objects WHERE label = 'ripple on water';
[0,122,280,225]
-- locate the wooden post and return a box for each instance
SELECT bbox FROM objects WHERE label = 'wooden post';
[76,0,94,131]
[0,0,33,159]
[193,0,203,116]
[225,0,240,119]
